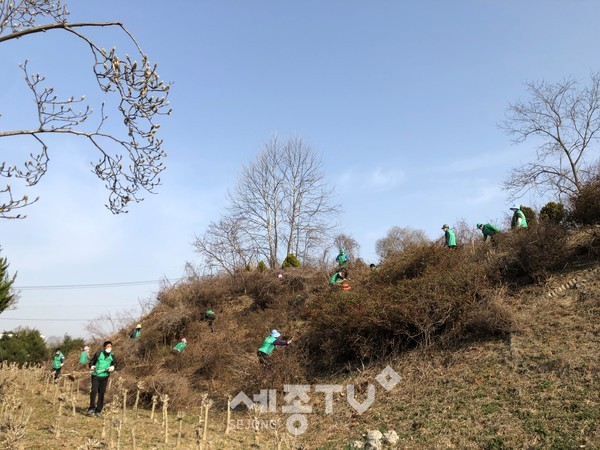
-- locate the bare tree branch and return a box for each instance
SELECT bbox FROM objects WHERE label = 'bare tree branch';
[375,226,429,260]
[0,2,172,218]
[499,73,600,202]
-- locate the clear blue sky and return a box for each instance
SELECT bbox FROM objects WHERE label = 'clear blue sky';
[1,1,599,340]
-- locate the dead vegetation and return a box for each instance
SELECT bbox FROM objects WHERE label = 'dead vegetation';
[2,224,600,448]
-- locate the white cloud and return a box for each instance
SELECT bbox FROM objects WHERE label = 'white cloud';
[339,167,405,193]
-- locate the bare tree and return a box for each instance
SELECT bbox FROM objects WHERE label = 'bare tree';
[0,1,171,218]
[499,73,600,201]
[193,216,256,276]
[224,135,340,269]
[451,218,480,246]
[375,226,428,260]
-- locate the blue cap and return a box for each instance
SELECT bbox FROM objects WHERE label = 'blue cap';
[270,329,281,338]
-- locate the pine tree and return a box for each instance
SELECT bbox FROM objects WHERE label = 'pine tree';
[0,248,17,314]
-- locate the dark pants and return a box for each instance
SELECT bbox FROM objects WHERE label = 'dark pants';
[257,351,271,368]
[89,376,109,413]
[208,319,215,333]
[52,367,61,379]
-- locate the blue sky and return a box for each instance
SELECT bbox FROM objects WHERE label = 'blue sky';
[1,1,599,340]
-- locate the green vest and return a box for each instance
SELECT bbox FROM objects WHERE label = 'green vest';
[52,353,64,369]
[482,224,499,241]
[336,253,348,267]
[258,336,277,355]
[512,210,528,228]
[173,341,187,352]
[93,352,114,378]
[445,229,456,247]
[79,351,89,364]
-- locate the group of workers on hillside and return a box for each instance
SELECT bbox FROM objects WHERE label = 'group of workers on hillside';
[50,312,214,418]
[50,205,530,412]
[442,204,528,248]
[53,341,118,417]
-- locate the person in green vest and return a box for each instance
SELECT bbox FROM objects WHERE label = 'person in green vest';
[336,247,349,277]
[129,323,142,339]
[257,329,292,368]
[330,269,346,285]
[173,337,187,353]
[477,223,500,244]
[204,310,216,333]
[79,345,90,365]
[510,205,528,229]
[441,224,457,249]
[51,348,65,380]
[87,341,117,417]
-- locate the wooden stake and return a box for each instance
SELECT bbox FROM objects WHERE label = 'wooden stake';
[122,389,128,421]
[54,402,63,438]
[225,395,231,434]
[161,394,170,444]
[150,395,158,421]
[176,411,185,448]
[203,399,212,442]
[131,426,137,450]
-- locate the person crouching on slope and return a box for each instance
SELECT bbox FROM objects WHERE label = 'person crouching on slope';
[173,337,188,353]
[87,341,117,417]
[257,329,292,369]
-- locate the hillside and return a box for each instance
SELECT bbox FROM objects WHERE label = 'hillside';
[1,226,599,449]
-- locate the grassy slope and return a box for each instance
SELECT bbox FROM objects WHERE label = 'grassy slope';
[2,267,599,449]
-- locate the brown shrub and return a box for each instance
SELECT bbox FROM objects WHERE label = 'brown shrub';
[569,176,600,225]
[112,229,600,406]
[495,221,571,283]
[302,244,512,373]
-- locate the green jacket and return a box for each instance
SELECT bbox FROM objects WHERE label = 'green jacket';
[173,341,187,352]
[130,328,141,339]
[330,272,344,283]
[52,353,65,369]
[481,224,499,241]
[511,209,528,229]
[336,252,349,267]
[444,229,456,247]
[78,350,89,364]
[205,310,215,320]
[90,351,115,378]
[258,336,277,355]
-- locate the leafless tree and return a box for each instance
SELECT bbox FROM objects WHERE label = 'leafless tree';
[450,218,481,246]
[375,226,428,260]
[499,73,600,202]
[0,1,171,218]
[222,135,340,269]
[192,216,257,276]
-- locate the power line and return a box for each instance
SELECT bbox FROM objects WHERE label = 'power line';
[14,278,182,291]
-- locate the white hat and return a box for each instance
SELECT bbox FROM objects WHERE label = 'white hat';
[270,329,281,338]
[509,205,519,211]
